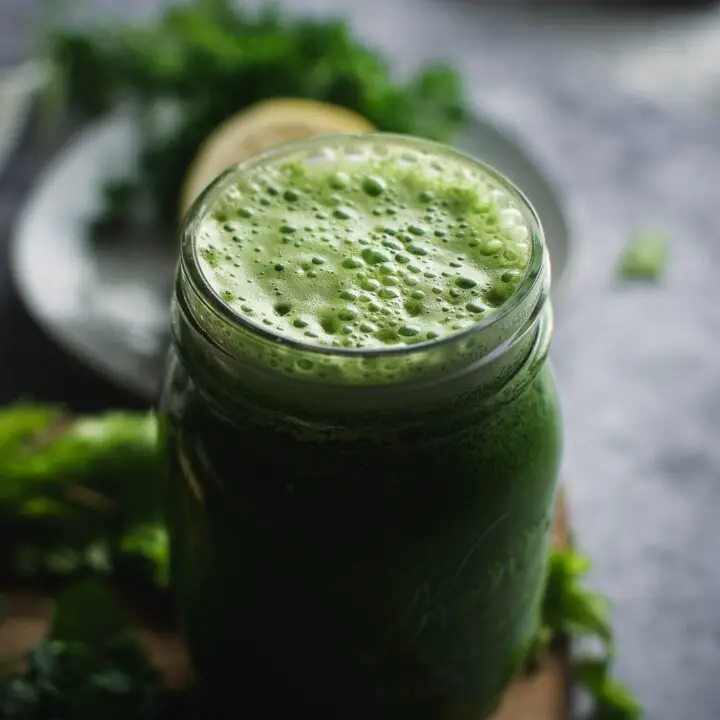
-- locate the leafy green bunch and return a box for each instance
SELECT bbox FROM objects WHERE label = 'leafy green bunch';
[46,0,466,229]
[0,402,638,719]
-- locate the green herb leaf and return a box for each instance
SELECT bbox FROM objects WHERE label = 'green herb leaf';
[539,549,640,719]
[50,580,128,647]
[120,524,170,588]
[575,658,641,720]
[618,231,669,281]
[0,403,63,456]
[543,548,612,645]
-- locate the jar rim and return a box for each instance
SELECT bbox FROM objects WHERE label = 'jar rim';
[180,132,548,364]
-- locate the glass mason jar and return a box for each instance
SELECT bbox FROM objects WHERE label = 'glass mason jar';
[158,134,562,720]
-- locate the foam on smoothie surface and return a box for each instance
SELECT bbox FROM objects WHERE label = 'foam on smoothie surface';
[196,138,532,350]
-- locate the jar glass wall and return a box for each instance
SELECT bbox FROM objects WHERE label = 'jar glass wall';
[158,134,563,720]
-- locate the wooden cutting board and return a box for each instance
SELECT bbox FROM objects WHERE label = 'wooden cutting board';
[0,490,571,719]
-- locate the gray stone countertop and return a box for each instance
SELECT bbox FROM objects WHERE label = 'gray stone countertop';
[2,0,720,718]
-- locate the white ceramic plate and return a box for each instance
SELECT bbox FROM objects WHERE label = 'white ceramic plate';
[10,113,571,401]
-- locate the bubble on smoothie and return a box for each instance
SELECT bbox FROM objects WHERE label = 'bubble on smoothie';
[194,136,534,351]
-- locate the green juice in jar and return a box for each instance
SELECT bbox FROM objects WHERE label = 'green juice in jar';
[159,133,562,719]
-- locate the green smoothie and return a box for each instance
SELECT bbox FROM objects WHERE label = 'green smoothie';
[160,134,562,719]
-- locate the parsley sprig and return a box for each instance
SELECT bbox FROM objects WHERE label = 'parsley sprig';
[44,0,466,231]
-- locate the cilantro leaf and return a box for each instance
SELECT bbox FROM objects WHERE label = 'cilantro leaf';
[575,658,641,720]
[120,524,170,588]
[543,549,613,646]
[618,231,669,282]
[538,549,640,720]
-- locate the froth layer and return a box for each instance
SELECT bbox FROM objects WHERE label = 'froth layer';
[195,136,533,350]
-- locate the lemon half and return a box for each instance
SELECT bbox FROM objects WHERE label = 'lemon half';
[180,98,375,218]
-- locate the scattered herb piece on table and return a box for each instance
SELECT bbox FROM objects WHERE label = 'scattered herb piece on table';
[618,231,669,281]
[44,0,467,232]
